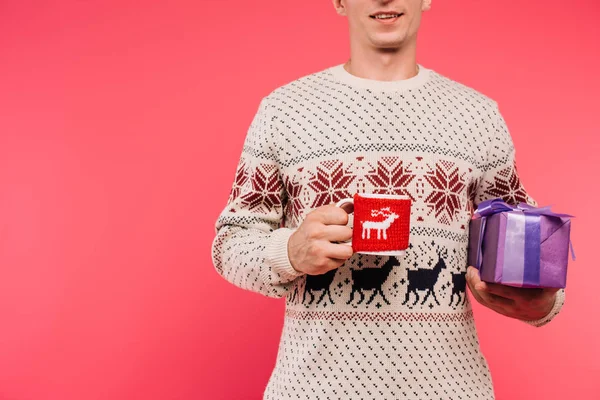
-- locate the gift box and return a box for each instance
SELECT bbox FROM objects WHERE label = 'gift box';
[467,198,576,288]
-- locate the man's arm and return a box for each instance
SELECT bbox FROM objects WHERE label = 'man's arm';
[211,95,305,299]
[469,101,565,327]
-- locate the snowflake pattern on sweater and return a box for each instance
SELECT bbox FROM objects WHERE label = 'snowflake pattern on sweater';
[211,63,565,400]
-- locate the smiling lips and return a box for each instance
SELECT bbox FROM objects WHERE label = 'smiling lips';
[370,12,404,24]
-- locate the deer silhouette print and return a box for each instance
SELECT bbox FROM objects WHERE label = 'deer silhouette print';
[449,271,467,307]
[362,207,399,240]
[303,268,337,306]
[288,281,301,304]
[402,247,448,307]
[347,256,401,306]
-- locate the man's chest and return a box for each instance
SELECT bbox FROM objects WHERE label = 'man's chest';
[273,97,491,229]
[280,151,480,232]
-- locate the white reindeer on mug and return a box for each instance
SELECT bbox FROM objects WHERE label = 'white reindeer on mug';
[361,207,399,240]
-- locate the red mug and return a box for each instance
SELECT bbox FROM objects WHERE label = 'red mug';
[336,193,411,256]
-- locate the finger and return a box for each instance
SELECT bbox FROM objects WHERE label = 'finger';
[320,241,354,260]
[467,267,511,299]
[329,257,351,269]
[465,268,487,304]
[306,257,346,275]
[321,225,353,242]
[466,266,482,287]
[465,266,479,291]
[482,282,543,301]
[466,278,485,305]
[311,204,350,226]
[338,202,354,214]
[476,282,516,308]
[323,257,349,272]
[466,267,515,309]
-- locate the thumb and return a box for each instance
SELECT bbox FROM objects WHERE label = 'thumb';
[466,266,489,294]
[466,266,482,286]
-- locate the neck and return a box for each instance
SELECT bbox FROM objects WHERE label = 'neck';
[345,40,418,81]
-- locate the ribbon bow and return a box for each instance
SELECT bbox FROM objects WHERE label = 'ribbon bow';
[474,197,575,220]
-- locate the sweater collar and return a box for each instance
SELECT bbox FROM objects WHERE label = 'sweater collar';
[328,62,431,92]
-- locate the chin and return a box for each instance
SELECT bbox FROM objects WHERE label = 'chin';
[369,38,406,49]
[368,31,406,43]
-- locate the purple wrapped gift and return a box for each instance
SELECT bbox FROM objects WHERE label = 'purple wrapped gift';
[467,198,576,288]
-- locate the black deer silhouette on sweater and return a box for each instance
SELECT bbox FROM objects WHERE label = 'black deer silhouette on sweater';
[449,271,467,307]
[347,256,401,306]
[402,248,448,307]
[289,281,300,304]
[303,268,337,306]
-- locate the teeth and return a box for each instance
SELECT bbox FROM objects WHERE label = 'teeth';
[374,14,400,19]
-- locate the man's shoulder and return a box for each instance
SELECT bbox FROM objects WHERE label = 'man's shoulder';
[429,67,499,112]
[261,64,333,102]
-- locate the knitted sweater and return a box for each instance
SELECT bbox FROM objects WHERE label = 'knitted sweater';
[211,62,565,400]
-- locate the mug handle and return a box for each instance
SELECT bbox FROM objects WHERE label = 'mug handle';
[335,198,354,246]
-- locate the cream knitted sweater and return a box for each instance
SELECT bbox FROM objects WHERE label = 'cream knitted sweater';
[211,62,565,400]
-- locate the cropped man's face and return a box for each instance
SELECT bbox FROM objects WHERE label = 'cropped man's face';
[334,0,430,50]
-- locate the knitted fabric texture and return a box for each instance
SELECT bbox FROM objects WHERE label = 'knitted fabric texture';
[211,62,566,400]
[351,195,411,252]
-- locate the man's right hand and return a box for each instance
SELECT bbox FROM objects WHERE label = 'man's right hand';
[287,204,354,275]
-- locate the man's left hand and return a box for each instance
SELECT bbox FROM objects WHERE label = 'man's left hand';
[465,266,558,321]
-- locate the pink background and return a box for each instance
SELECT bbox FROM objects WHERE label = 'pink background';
[0,1,598,399]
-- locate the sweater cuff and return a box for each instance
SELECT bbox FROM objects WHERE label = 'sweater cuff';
[522,288,565,327]
[262,227,305,284]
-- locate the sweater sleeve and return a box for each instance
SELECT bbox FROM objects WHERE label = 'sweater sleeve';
[211,95,305,299]
[473,102,565,327]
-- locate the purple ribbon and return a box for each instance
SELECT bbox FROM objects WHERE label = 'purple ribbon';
[472,198,576,284]
[474,198,575,219]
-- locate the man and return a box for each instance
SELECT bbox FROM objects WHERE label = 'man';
[211,0,565,398]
